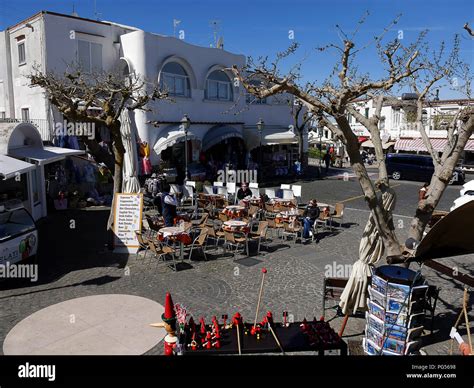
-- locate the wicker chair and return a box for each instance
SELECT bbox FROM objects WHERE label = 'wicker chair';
[249,221,268,254]
[281,220,303,244]
[187,227,209,261]
[224,231,248,255]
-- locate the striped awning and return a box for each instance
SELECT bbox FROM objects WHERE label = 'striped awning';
[395,138,474,152]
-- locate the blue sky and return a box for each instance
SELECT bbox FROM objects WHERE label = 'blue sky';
[1,0,473,98]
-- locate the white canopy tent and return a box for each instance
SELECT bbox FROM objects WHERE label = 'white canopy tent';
[0,154,36,180]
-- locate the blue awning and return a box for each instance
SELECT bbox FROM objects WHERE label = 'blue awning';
[202,125,243,151]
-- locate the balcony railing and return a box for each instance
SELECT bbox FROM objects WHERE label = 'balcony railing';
[0,118,53,142]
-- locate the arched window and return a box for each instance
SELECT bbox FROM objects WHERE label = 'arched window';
[160,62,190,97]
[205,70,232,101]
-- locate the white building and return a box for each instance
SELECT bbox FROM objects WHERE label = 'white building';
[314,97,474,164]
[0,11,300,179]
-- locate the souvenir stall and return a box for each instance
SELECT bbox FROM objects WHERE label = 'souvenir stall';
[363,265,426,355]
[151,268,347,356]
[0,122,84,220]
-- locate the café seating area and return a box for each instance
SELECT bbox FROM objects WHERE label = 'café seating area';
[137,181,345,270]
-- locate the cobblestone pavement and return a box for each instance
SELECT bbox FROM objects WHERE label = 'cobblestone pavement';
[0,177,472,356]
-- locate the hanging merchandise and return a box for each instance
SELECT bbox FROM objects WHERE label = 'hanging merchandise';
[68,135,80,150]
[141,142,152,175]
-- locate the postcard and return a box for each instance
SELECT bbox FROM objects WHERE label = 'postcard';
[366,325,384,349]
[371,275,387,295]
[368,286,386,307]
[367,312,385,334]
[368,300,385,321]
[363,339,378,356]
[385,311,407,327]
[387,282,411,302]
[383,337,405,354]
[387,298,409,315]
[385,323,407,342]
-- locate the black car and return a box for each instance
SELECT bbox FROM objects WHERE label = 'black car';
[386,153,465,184]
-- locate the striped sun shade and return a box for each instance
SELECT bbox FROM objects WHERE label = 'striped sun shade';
[395,138,474,152]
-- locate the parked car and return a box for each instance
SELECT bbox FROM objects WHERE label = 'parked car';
[460,180,474,196]
[386,153,465,184]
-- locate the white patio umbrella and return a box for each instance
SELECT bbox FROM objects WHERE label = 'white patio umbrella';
[339,187,396,315]
[120,109,141,193]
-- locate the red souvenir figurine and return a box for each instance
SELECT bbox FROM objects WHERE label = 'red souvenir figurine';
[222,314,228,329]
[204,332,212,349]
[162,292,178,356]
[199,317,206,335]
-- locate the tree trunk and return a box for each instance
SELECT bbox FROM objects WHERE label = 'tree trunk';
[107,121,125,231]
[408,116,474,242]
[335,116,404,260]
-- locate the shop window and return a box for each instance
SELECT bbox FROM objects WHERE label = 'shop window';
[205,70,232,101]
[18,41,26,65]
[160,62,190,97]
[0,112,5,119]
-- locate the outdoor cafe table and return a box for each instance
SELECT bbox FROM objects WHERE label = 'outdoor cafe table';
[241,197,261,207]
[223,205,246,219]
[271,198,296,208]
[223,220,249,233]
[275,209,300,224]
[158,226,190,263]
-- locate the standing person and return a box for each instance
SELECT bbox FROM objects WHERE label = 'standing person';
[236,182,252,200]
[418,182,429,201]
[302,199,321,239]
[161,183,178,227]
[323,152,331,174]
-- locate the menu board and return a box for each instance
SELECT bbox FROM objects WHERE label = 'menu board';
[113,193,143,251]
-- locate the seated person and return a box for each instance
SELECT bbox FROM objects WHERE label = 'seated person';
[302,199,320,239]
[161,183,178,227]
[236,182,253,200]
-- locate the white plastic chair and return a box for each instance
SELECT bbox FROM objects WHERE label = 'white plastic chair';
[282,189,295,200]
[249,182,259,189]
[217,186,228,197]
[280,184,291,190]
[291,185,302,203]
[183,185,195,206]
[170,184,181,195]
[186,180,196,188]
[265,188,276,198]
[213,181,224,187]
[204,185,214,195]
[226,182,237,204]
[250,188,260,198]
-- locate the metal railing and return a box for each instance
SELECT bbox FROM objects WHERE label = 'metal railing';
[0,118,53,142]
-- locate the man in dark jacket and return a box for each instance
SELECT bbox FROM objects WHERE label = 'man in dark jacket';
[161,183,177,227]
[302,199,320,239]
[236,182,253,200]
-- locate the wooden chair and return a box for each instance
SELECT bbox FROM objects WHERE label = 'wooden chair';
[206,225,226,248]
[331,203,345,227]
[322,277,349,319]
[135,230,150,259]
[218,212,229,222]
[248,205,260,219]
[266,218,283,239]
[188,227,209,261]
[281,220,302,244]
[150,240,178,270]
[224,231,248,256]
[249,221,268,254]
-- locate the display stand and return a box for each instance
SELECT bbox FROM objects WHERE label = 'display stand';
[363,265,428,356]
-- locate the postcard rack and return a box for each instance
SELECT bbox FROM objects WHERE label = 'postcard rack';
[363,265,428,356]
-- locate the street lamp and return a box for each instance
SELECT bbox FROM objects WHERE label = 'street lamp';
[257,118,264,167]
[180,114,191,182]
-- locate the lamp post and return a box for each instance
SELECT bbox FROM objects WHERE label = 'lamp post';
[180,114,191,182]
[257,118,264,167]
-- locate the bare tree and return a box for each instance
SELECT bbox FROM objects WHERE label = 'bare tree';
[291,100,312,167]
[28,66,167,228]
[231,16,473,264]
